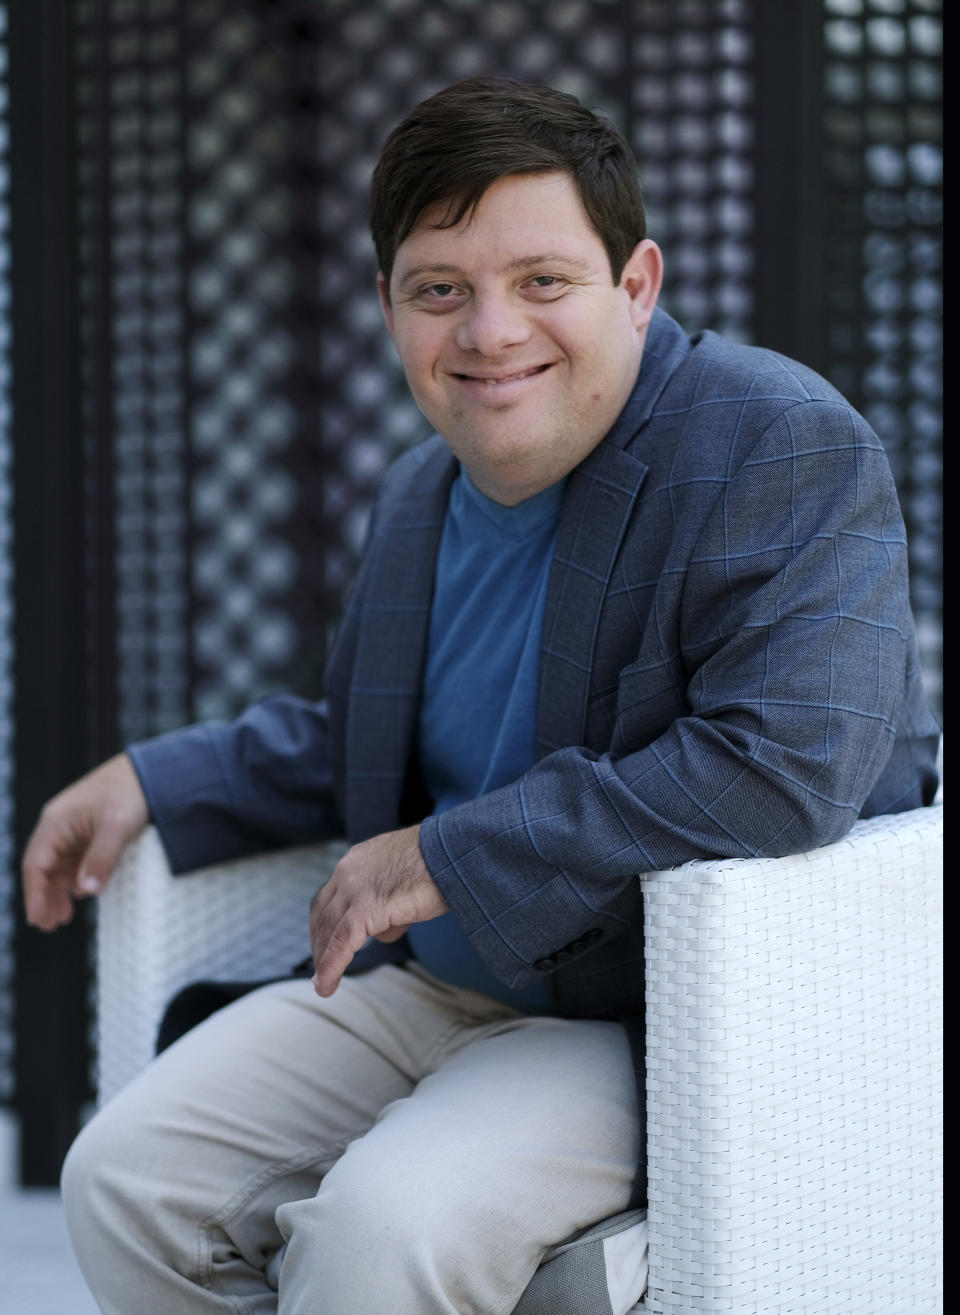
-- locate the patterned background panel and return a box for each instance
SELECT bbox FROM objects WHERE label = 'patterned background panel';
[0,5,12,1101]
[822,0,941,708]
[56,0,956,817]
[0,0,942,1129]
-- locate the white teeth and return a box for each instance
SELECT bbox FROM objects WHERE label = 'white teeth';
[463,366,545,384]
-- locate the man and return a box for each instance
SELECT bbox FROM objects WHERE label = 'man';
[23,76,939,1314]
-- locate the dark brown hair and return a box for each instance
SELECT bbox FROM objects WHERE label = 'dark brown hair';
[370,76,646,288]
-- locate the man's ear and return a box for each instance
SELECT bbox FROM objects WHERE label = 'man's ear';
[620,239,663,332]
[377,272,396,338]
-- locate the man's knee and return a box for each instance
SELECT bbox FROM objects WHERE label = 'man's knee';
[277,1136,543,1315]
[280,1138,459,1276]
[62,1108,103,1213]
[61,1103,134,1248]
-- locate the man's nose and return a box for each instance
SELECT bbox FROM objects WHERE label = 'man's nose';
[453,292,532,356]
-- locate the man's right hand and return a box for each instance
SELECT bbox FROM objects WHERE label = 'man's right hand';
[21,753,149,931]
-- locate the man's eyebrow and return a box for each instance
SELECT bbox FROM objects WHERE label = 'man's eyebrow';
[396,263,464,290]
[395,252,594,290]
[505,252,594,273]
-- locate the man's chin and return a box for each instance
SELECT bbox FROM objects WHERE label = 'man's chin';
[451,441,574,504]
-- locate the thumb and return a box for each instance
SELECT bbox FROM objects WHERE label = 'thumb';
[74,822,132,898]
[375,924,411,944]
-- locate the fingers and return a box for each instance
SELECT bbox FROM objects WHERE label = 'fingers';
[309,884,373,997]
[73,818,134,899]
[309,868,404,996]
[21,752,149,932]
[308,826,446,994]
[22,821,129,931]
[21,863,75,931]
[21,815,80,930]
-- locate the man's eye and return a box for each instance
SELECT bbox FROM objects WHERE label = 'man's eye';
[526,275,566,293]
[425,283,457,297]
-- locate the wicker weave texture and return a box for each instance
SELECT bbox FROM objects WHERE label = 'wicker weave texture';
[96,808,941,1312]
[97,828,344,1103]
[641,805,942,1314]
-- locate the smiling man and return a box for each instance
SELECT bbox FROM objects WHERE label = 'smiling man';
[379,171,660,506]
[24,77,939,1315]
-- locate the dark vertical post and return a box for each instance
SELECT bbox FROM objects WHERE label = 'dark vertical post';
[82,0,120,768]
[752,2,827,373]
[9,0,94,1185]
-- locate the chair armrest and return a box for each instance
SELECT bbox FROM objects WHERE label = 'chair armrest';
[640,804,942,1314]
[96,827,346,1105]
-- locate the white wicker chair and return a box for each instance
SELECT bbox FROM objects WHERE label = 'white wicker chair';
[97,803,942,1314]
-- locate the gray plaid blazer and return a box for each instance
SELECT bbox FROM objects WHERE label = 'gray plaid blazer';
[132,308,940,1202]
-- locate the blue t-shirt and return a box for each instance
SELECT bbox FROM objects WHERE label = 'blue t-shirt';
[411,469,565,1012]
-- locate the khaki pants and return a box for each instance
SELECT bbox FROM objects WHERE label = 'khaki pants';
[62,964,638,1315]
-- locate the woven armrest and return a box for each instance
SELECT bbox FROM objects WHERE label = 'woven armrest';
[96,827,346,1104]
[95,806,941,1313]
[640,804,942,1314]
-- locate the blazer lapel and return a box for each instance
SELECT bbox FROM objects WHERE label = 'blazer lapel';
[537,440,648,756]
[344,443,457,838]
[536,309,690,756]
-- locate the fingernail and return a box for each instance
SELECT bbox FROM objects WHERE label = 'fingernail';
[78,872,100,895]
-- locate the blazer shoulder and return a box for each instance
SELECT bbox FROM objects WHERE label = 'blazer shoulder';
[630,330,889,501]
[687,330,862,412]
[650,330,884,462]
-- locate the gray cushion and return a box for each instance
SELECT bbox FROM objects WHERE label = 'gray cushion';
[512,1207,648,1315]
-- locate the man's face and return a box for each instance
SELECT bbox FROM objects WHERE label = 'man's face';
[379,171,661,505]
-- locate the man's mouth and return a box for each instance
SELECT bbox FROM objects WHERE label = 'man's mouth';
[452,363,554,387]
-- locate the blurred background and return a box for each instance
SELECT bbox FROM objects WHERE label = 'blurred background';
[0,0,941,1197]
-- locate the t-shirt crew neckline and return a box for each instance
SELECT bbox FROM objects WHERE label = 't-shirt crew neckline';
[456,467,568,538]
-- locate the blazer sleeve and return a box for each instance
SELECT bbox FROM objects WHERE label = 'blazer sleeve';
[128,694,345,874]
[418,397,940,987]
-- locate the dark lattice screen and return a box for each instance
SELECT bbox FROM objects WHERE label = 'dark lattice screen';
[74,0,769,742]
[822,0,942,708]
[6,0,942,1181]
[75,0,192,746]
[71,0,942,743]
[0,4,12,1103]
[631,1,755,341]
[183,3,328,722]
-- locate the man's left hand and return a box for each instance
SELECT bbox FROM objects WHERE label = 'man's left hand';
[309,824,448,996]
